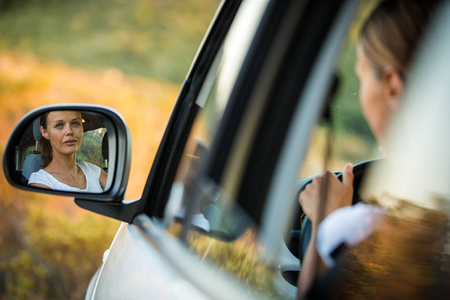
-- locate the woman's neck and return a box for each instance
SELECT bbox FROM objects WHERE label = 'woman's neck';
[45,153,78,176]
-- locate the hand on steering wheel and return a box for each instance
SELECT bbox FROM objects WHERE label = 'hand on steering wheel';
[299,163,354,225]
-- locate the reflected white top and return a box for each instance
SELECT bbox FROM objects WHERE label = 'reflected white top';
[317,203,383,267]
[28,161,103,193]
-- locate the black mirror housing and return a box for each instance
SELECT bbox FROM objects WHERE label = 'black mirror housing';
[3,104,131,203]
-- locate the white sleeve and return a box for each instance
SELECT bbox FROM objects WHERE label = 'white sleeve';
[317,203,383,267]
[28,170,54,189]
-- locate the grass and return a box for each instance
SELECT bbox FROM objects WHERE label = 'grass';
[0,0,219,83]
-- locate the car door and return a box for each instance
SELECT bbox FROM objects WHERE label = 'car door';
[86,0,360,299]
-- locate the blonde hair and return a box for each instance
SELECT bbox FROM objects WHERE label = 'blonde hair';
[359,0,439,79]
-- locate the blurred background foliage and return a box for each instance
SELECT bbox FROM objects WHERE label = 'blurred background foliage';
[0,0,218,83]
[77,128,107,169]
[0,0,219,299]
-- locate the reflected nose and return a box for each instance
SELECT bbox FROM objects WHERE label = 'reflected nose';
[65,124,73,135]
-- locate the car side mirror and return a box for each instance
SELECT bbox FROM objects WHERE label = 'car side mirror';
[3,104,131,202]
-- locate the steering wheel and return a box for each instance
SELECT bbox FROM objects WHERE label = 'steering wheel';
[287,159,378,261]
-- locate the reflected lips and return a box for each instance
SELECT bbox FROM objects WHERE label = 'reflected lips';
[64,140,76,146]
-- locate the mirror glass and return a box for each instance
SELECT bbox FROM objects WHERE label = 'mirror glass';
[13,110,111,193]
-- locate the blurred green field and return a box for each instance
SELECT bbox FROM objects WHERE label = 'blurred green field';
[0,0,218,83]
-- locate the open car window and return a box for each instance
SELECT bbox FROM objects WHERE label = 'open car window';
[300,3,380,179]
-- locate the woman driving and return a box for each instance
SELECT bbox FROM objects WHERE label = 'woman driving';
[297,0,443,297]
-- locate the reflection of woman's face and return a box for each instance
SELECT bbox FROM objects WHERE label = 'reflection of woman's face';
[41,111,83,156]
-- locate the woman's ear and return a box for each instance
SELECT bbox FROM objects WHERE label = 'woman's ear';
[40,126,49,140]
[382,66,404,110]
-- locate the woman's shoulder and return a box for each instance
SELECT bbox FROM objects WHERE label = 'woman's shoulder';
[29,168,49,180]
[77,161,101,178]
[77,161,103,192]
[28,169,54,187]
[77,161,101,171]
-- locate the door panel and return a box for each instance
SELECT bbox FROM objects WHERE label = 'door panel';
[92,221,209,299]
[93,215,253,299]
